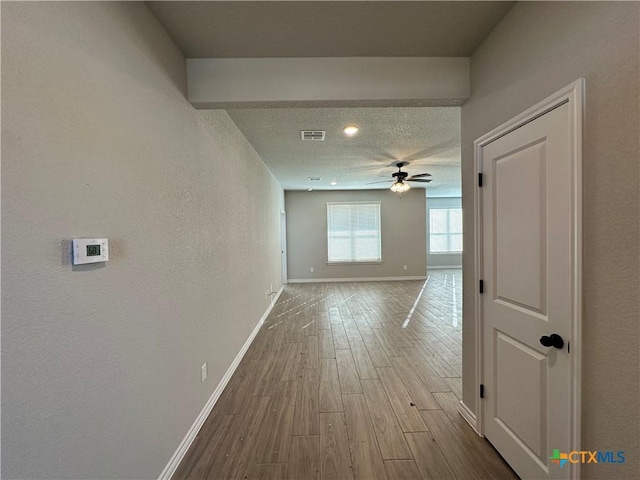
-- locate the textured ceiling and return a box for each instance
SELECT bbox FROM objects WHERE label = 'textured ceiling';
[145,1,513,197]
[226,107,461,196]
[146,1,515,58]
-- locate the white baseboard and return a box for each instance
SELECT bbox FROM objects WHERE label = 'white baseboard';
[287,276,427,283]
[427,265,462,270]
[458,400,481,436]
[158,286,284,480]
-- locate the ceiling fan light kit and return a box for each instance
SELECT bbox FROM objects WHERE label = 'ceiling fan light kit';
[390,181,411,194]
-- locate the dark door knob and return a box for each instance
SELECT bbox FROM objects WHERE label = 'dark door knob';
[540,334,564,349]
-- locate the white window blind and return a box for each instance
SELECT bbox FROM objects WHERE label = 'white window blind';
[429,208,463,253]
[327,202,382,263]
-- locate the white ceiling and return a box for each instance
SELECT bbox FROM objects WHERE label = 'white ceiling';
[146,1,515,58]
[147,1,516,197]
[226,107,462,196]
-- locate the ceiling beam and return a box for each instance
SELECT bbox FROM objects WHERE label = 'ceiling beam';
[187,57,469,109]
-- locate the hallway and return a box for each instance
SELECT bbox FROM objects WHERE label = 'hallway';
[174,270,517,479]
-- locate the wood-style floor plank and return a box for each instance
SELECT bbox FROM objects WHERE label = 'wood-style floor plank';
[355,322,375,338]
[372,328,405,358]
[293,369,319,436]
[433,391,467,426]
[343,319,363,344]
[430,392,520,480]
[303,317,318,337]
[361,333,393,367]
[450,363,463,377]
[252,355,282,397]
[332,323,351,350]
[338,303,354,320]
[421,409,511,480]
[319,329,336,359]
[389,356,441,410]
[287,435,319,480]
[319,358,343,412]
[215,360,259,414]
[335,349,362,394]
[376,367,429,433]
[401,348,452,393]
[444,376,463,400]
[319,412,354,480]
[415,344,459,378]
[361,379,412,460]
[305,335,319,370]
[280,343,303,382]
[172,414,238,480]
[405,431,458,480]
[244,463,288,480]
[317,315,332,330]
[342,394,388,480]
[350,342,379,380]
[383,460,422,480]
[420,409,481,478]
[255,381,299,464]
[224,396,274,479]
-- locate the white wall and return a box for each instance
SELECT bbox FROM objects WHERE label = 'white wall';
[1,3,283,479]
[461,3,639,478]
[426,197,462,268]
[285,189,426,281]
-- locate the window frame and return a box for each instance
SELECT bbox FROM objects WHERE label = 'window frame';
[326,201,382,265]
[428,207,463,254]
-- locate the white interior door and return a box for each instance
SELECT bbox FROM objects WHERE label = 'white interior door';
[478,83,582,480]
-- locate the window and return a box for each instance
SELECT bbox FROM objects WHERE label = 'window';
[429,208,462,253]
[327,202,381,263]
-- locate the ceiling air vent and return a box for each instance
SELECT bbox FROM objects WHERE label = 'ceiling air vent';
[308,177,322,181]
[301,130,326,141]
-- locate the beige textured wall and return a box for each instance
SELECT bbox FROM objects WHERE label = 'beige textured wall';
[461,2,639,478]
[285,189,426,280]
[187,57,470,108]
[1,2,283,479]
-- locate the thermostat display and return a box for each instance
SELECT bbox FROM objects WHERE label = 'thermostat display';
[73,238,108,265]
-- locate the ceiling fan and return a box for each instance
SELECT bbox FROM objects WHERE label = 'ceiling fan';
[366,161,432,194]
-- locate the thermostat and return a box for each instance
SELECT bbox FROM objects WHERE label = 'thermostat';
[73,238,108,265]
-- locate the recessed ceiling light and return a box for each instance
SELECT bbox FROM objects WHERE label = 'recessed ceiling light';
[330,181,337,186]
[307,188,313,192]
[343,125,359,137]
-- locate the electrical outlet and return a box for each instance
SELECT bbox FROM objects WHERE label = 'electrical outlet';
[310,267,314,273]
[404,265,408,270]
[201,363,207,383]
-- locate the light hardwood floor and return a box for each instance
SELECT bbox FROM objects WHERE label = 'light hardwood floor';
[173,269,518,480]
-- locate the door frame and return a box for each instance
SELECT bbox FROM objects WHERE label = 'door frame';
[473,79,584,479]
[280,209,288,285]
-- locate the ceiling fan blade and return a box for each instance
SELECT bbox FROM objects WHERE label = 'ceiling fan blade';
[407,178,432,183]
[366,180,394,185]
[407,173,432,179]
